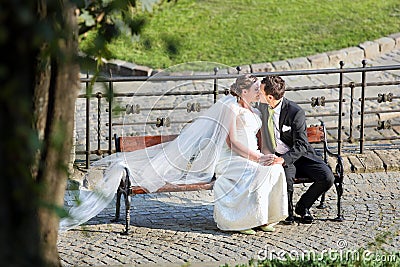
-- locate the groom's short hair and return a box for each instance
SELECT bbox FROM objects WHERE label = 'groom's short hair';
[261,75,285,100]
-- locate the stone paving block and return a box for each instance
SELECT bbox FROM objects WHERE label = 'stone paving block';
[339,154,353,173]
[388,33,400,49]
[364,71,391,83]
[307,53,329,69]
[342,72,362,84]
[287,57,311,70]
[250,62,275,73]
[373,56,400,67]
[376,37,396,53]
[227,66,243,74]
[271,60,290,71]
[340,47,365,65]
[283,74,305,84]
[363,126,393,145]
[359,41,380,59]
[347,154,366,173]
[355,151,385,172]
[374,149,400,171]
[306,75,334,91]
[226,66,240,74]
[326,50,347,68]
[285,91,304,103]
[238,64,252,74]
[379,128,400,144]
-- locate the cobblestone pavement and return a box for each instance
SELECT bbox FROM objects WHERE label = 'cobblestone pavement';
[58,172,400,267]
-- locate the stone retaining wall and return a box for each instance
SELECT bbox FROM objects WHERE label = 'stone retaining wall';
[335,150,400,174]
[99,33,400,76]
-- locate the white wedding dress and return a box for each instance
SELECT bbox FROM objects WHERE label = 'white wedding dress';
[213,104,288,231]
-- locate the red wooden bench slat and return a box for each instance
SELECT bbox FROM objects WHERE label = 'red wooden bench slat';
[130,180,216,195]
[306,126,324,143]
[119,135,178,152]
[116,134,215,194]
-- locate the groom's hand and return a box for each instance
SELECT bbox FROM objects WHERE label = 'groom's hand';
[259,154,276,166]
[272,157,285,165]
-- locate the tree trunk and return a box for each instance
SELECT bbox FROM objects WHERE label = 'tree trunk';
[34,1,80,266]
[0,1,79,266]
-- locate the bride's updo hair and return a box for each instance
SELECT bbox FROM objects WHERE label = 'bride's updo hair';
[230,74,258,97]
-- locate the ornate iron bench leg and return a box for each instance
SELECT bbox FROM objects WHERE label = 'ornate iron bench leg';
[111,186,122,222]
[333,181,344,221]
[121,167,132,235]
[122,193,131,235]
[112,169,128,223]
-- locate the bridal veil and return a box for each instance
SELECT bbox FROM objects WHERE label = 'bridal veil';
[59,94,239,231]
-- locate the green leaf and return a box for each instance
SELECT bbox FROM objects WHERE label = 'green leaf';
[80,10,96,27]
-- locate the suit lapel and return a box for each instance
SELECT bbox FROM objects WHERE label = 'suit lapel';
[257,102,274,153]
[279,97,289,132]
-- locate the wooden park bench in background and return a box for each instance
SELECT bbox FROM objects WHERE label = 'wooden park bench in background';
[112,122,344,234]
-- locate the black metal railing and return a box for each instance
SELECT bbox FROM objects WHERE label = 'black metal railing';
[76,62,400,168]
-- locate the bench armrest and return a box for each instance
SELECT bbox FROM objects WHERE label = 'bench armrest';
[321,122,344,181]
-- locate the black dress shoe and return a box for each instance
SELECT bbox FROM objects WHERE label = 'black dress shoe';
[299,209,314,224]
[283,215,295,225]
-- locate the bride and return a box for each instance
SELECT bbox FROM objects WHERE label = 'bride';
[213,74,288,234]
[60,74,288,235]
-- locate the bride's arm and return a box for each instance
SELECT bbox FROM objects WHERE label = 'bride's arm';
[225,111,263,162]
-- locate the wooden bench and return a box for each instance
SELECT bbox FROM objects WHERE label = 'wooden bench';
[112,122,344,234]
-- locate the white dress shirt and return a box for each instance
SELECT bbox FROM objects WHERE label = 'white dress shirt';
[271,100,290,155]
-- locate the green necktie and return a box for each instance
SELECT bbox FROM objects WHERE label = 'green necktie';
[268,107,276,151]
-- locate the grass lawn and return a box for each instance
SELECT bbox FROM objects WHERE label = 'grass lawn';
[80,0,400,69]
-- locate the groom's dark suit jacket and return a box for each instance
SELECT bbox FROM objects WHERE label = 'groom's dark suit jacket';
[258,97,322,166]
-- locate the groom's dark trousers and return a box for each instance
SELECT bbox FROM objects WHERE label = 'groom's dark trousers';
[282,156,334,211]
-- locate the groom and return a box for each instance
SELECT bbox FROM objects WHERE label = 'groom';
[257,75,334,224]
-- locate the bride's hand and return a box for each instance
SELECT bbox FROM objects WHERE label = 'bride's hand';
[259,154,276,166]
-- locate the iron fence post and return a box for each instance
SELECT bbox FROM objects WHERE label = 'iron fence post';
[85,72,90,169]
[109,71,113,155]
[338,61,344,155]
[348,82,355,143]
[236,66,241,74]
[214,67,219,103]
[96,92,102,155]
[360,60,367,153]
